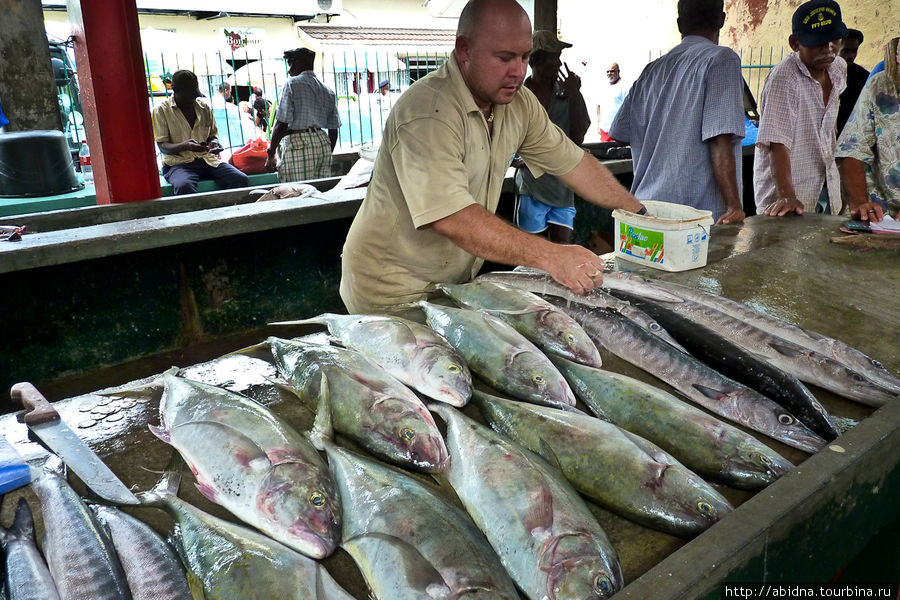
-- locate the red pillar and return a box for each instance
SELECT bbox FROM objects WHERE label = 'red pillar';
[67,0,161,204]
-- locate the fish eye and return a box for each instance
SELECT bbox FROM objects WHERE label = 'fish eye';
[758,454,773,466]
[446,364,460,373]
[308,492,326,507]
[532,374,545,384]
[594,574,613,594]
[777,414,795,425]
[400,427,416,441]
[564,333,576,344]
[872,359,883,368]
[697,501,713,515]
[649,322,661,331]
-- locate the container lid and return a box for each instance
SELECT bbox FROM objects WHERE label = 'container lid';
[613,200,714,231]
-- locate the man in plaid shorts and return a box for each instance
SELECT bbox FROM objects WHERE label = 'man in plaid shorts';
[266,48,341,182]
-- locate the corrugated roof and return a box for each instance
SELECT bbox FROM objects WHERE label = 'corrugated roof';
[299,26,456,47]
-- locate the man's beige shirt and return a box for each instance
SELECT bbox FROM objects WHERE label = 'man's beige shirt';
[151,96,221,167]
[340,53,585,313]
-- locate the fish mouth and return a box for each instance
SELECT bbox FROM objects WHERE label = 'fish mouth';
[409,435,450,473]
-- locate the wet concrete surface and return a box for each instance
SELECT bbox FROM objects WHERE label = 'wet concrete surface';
[0,214,896,598]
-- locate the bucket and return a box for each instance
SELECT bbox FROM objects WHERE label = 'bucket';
[612,200,714,272]
[0,130,83,197]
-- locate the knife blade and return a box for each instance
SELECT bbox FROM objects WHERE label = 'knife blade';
[11,382,139,505]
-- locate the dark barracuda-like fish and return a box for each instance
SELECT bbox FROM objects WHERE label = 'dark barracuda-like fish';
[431,404,623,600]
[140,472,355,600]
[272,313,473,406]
[604,271,900,397]
[608,289,840,441]
[550,356,793,490]
[0,498,62,600]
[472,389,733,537]
[552,299,826,453]
[90,505,191,600]
[418,301,578,411]
[30,456,132,600]
[476,270,688,352]
[269,336,449,473]
[321,440,520,600]
[436,280,603,367]
[148,373,341,559]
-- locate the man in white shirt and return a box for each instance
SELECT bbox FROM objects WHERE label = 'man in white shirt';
[597,63,628,142]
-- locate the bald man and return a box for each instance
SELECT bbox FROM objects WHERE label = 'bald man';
[597,62,628,142]
[339,0,645,314]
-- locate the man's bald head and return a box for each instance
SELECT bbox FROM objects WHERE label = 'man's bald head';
[457,0,531,44]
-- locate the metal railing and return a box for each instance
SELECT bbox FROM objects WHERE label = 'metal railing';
[740,46,788,106]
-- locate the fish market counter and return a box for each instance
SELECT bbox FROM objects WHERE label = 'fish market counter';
[0,213,897,598]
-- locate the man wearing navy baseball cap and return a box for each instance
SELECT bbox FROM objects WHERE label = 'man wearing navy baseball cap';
[753,0,848,217]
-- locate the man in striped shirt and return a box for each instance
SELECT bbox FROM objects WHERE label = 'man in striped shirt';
[266,48,341,182]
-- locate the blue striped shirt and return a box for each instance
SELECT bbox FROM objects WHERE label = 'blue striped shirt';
[610,36,745,220]
[275,71,341,130]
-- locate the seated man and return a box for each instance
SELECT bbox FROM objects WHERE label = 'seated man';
[151,69,248,195]
[836,36,900,221]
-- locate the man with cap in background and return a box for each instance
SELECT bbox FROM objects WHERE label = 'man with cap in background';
[836,28,869,135]
[266,48,341,182]
[513,30,590,244]
[753,0,847,216]
[609,0,746,224]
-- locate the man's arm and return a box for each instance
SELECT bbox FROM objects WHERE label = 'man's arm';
[557,153,644,212]
[328,128,338,150]
[265,120,289,171]
[839,157,884,222]
[708,134,745,224]
[430,204,605,295]
[765,142,804,216]
[157,140,206,155]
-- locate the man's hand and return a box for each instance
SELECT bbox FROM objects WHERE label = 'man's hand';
[850,201,884,223]
[206,140,224,154]
[180,139,208,153]
[764,197,804,217]
[265,155,277,172]
[543,243,606,295]
[717,207,746,224]
[558,62,581,97]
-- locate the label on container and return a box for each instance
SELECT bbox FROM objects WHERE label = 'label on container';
[618,223,665,263]
[80,156,91,167]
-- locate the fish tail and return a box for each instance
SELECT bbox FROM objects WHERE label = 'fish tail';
[268,314,335,327]
[95,366,174,400]
[309,373,334,451]
[426,402,451,423]
[139,453,186,506]
[10,497,35,539]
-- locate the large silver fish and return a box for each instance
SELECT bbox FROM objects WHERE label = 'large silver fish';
[323,441,520,600]
[436,281,603,367]
[90,505,192,600]
[0,498,62,600]
[30,456,132,600]
[551,356,793,490]
[273,313,472,406]
[554,300,826,454]
[431,404,623,600]
[476,270,687,352]
[419,302,577,410]
[148,373,341,559]
[140,472,355,600]
[605,271,900,396]
[269,337,448,473]
[473,389,733,537]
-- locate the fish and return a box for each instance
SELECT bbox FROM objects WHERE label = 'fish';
[322,440,520,600]
[551,356,794,490]
[605,271,900,397]
[89,505,192,600]
[552,299,826,454]
[430,404,623,600]
[476,270,688,352]
[604,289,897,408]
[29,456,132,600]
[148,373,341,559]
[140,472,355,600]
[608,289,840,441]
[435,280,603,367]
[268,336,448,473]
[272,313,472,406]
[0,498,62,600]
[472,389,733,536]
[418,301,578,410]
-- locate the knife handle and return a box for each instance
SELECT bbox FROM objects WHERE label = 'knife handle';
[10,383,61,426]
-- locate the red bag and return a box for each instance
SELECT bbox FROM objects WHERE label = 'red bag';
[229,138,269,175]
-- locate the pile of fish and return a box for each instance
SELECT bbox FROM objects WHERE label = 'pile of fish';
[3,269,896,600]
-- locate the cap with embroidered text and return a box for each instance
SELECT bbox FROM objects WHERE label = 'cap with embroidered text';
[532,30,573,53]
[792,0,848,47]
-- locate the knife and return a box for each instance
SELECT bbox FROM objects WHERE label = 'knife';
[11,382,139,505]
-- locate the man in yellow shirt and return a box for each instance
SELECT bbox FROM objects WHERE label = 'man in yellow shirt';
[340,0,645,314]
[151,70,248,195]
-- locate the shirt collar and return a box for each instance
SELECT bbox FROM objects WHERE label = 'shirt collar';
[680,35,716,47]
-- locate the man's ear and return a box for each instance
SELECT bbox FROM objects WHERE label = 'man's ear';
[788,34,800,52]
[717,11,726,29]
[455,36,471,64]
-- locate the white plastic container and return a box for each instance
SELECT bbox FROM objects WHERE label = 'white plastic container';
[612,200,714,272]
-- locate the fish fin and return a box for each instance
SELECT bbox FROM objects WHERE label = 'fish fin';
[537,439,564,473]
[523,483,555,535]
[484,307,537,317]
[193,474,219,504]
[186,568,207,600]
[95,367,174,400]
[268,313,334,327]
[227,340,274,362]
[309,373,334,451]
[768,341,808,358]
[7,498,34,541]
[693,383,726,401]
[148,423,171,444]
[343,533,451,597]
[266,376,304,399]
